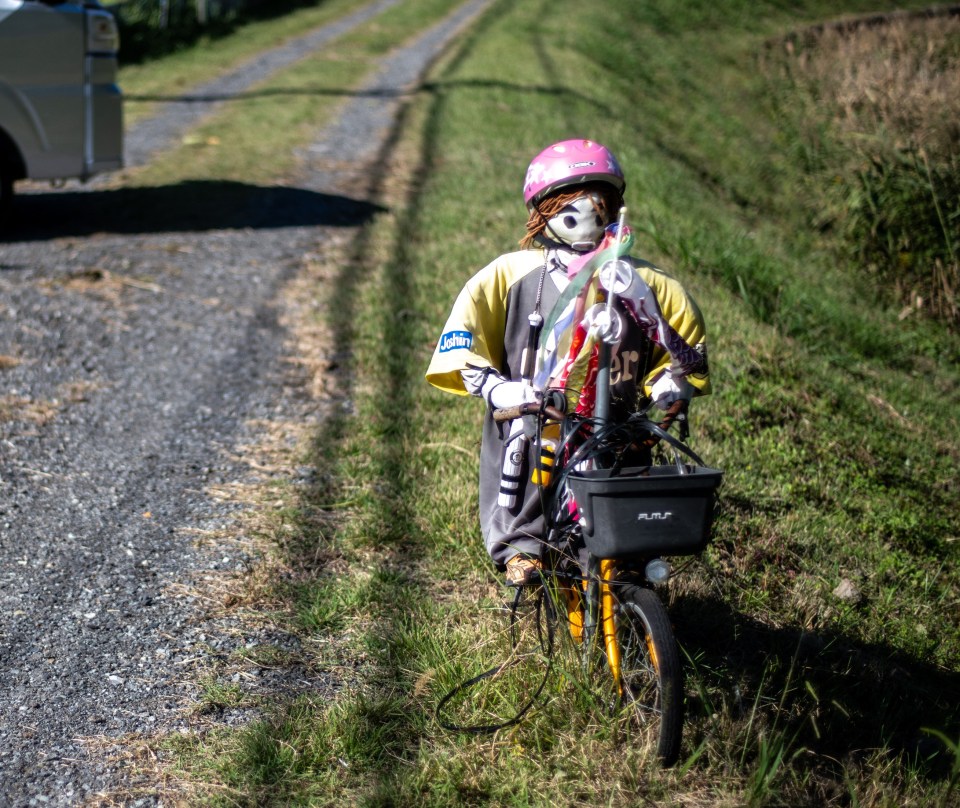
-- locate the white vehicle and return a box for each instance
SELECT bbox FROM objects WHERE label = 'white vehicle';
[0,0,122,223]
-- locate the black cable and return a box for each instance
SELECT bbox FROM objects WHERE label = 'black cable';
[436,586,554,734]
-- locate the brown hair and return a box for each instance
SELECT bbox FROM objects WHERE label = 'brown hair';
[519,182,624,249]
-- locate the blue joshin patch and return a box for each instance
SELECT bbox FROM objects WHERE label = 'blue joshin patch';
[438,330,473,353]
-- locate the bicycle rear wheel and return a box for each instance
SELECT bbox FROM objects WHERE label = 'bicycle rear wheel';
[611,584,684,765]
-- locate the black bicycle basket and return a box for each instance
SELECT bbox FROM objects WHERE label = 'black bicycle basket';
[566,462,723,558]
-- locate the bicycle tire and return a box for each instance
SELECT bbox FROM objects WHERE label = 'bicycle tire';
[611,584,684,765]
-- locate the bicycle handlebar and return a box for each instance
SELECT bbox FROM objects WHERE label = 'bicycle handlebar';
[492,397,688,436]
[491,402,565,423]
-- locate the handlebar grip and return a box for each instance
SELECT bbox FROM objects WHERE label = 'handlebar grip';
[659,398,688,427]
[492,403,565,423]
[492,405,525,423]
[637,398,689,448]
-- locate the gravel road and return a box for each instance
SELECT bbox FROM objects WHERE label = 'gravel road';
[0,0,491,803]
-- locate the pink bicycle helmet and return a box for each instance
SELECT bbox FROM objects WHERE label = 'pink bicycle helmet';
[523,139,625,208]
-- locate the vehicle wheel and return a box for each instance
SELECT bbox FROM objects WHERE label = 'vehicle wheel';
[612,584,684,765]
[0,163,13,230]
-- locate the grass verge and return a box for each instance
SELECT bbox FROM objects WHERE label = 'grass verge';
[116,0,441,129]
[104,0,464,233]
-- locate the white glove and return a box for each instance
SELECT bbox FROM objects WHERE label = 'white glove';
[649,370,693,410]
[480,374,539,410]
[584,303,622,345]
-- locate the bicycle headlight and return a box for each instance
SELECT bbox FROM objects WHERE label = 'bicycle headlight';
[645,558,672,584]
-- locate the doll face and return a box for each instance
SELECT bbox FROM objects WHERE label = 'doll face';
[544,193,607,252]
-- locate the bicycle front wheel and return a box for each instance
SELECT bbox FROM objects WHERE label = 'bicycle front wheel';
[612,584,684,765]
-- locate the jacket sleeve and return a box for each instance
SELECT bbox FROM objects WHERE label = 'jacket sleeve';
[636,263,711,397]
[425,259,509,396]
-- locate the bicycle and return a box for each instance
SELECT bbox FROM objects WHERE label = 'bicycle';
[437,213,722,765]
[437,379,722,767]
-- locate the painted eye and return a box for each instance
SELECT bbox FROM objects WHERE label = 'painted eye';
[564,215,577,228]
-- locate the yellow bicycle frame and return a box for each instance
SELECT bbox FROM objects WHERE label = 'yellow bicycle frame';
[599,559,622,690]
[561,580,584,642]
[599,561,663,697]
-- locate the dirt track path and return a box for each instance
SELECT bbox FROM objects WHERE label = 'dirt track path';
[0,1,491,802]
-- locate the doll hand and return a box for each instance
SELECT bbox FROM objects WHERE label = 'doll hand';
[481,374,539,410]
[488,381,539,410]
[650,370,693,410]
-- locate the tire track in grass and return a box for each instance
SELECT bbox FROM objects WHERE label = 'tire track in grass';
[121,0,404,169]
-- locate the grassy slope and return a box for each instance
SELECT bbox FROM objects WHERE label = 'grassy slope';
[158,0,960,804]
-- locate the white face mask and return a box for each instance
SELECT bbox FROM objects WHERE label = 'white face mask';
[545,193,606,252]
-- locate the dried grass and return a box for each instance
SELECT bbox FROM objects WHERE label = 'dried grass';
[0,394,60,425]
[788,14,960,158]
[769,11,960,323]
[75,219,362,800]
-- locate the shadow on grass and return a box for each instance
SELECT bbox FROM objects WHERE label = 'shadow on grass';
[2,180,385,242]
[674,592,960,779]
[123,78,616,110]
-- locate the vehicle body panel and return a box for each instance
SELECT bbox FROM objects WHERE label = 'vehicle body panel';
[0,0,122,183]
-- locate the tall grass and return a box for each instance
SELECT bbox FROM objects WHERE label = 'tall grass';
[763,12,960,324]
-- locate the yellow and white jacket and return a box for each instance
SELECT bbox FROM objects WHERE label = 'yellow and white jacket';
[425,246,710,567]
[426,248,710,401]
